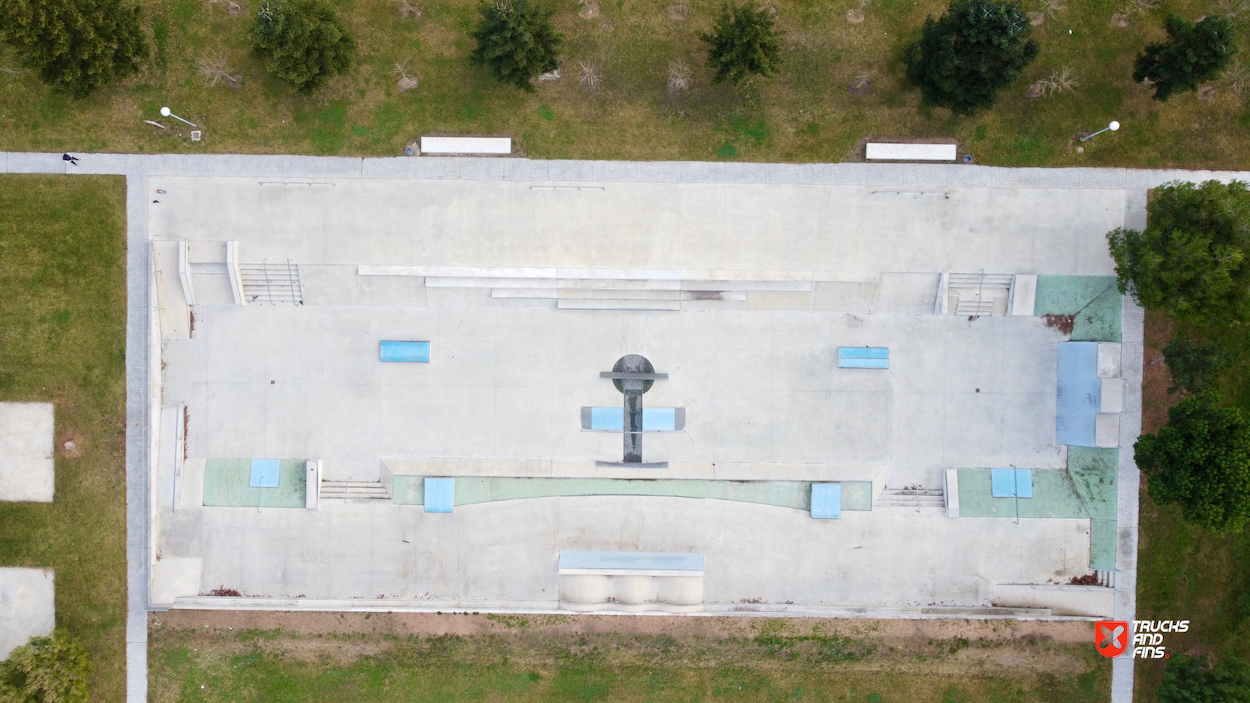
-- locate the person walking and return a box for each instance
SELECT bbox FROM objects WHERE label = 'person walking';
[62,153,79,166]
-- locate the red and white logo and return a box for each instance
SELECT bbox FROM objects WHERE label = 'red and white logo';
[1096,621,1130,658]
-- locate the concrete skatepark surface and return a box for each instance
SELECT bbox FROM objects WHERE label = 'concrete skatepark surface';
[5,152,1214,703]
[146,176,1126,612]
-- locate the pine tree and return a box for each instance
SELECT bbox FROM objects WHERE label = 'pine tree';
[0,0,148,98]
[904,0,1039,115]
[470,0,561,91]
[1134,14,1237,101]
[699,4,783,86]
[252,0,356,93]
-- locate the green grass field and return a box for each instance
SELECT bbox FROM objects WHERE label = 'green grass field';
[148,613,1110,703]
[1133,310,1250,700]
[0,175,129,701]
[0,0,1248,166]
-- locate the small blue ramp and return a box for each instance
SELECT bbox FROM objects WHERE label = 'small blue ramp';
[424,477,454,513]
[838,347,889,369]
[991,469,1033,498]
[582,407,685,431]
[380,340,430,363]
[1057,342,1100,446]
[811,483,842,518]
[249,458,280,488]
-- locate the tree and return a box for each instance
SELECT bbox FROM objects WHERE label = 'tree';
[252,0,355,93]
[1134,14,1237,101]
[470,0,561,91]
[699,4,783,86]
[1157,654,1250,703]
[0,629,93,703]
[904,0,1039,115]
[1136,394,1250,535]
[0,0,148,98]
[1107,180,1250,323]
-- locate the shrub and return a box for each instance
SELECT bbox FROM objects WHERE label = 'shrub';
[1107,180,1250,323]
[1157,654,1250,703]
[1136,394,1250,535]
[252,0,355,92]
[0,0,148,97]
[1134,14,1237,101]
[0,629,93,703]
[1164,333,1235,395]
[904,0,1039,114]
[699,3,783,86]
[470,0,561,91]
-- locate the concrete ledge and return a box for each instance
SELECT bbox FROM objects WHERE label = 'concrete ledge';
[1096,413,1121,448]
[1010,274,1037,316]
[1098,343,1123,378]
[991,583,1114,617]
[866,143,957,161]
[150,557,202,606]
[944,468,959,518]
[1101,378,1124,413]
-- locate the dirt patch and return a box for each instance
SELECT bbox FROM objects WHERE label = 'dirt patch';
[152,609,1094,645]
[1042,313,1075,336]
[1067,573,1100,586]
[1142,309,1179,435]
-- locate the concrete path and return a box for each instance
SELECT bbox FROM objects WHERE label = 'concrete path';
[6,151,1247,703]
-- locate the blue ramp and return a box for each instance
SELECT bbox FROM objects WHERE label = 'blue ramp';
[990,469,1034,498]
[1057,342,1100,446]
[582,407,685,431]
[380,340,430,363]
[249,458,280,488]
[810,483,842,519]
[838,347,889,369]
[424,477,454,513]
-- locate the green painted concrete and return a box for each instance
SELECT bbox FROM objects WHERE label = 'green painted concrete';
[1034,275,1122,342]
[202,458,306,508]
[957,468,1088,519]
[957,448,1119,569]
[1069,446,1119,569]
[391,477,873,512]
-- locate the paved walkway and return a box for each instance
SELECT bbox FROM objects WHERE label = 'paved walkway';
[7,151,1247,703]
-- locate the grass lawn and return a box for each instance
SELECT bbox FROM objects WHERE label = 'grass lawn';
[0,175,129,700]
[148,612,1110,702]
[1134,309,1250,700]
[0,0,1249,166]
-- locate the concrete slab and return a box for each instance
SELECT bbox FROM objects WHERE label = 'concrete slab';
[0,402,54,502]
[0,568,54,660]
[142,171,1132,620]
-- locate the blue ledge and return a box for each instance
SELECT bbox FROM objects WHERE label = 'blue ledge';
[558,551,704,572]
[811,483,842,518]
[838,347,889,369]
[424,477,455,513]
[380,340,431,363]
[991,468,1034,498]
[249,458,280,488]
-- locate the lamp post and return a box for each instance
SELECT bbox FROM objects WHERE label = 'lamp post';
[1080,120,1120,142]
[160,106,196,127]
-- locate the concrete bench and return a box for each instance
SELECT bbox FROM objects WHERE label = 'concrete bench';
[865,143,957,161]
[380,340,430,363]
[558,551,704,612]
[838,347,889,369]
[420,137,511,155]
[581,407,685,431]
